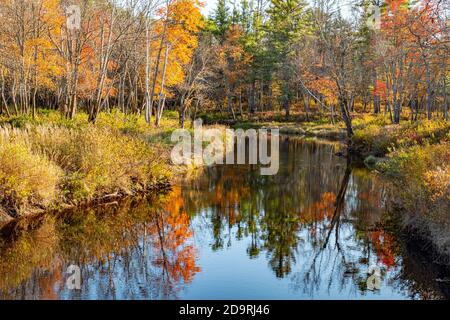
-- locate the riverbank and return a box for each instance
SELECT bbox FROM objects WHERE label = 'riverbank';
[353,116,450,264]
[200,112,347,140]
[0,110,210,224]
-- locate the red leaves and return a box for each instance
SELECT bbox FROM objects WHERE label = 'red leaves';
[370,231,396,269]
[372,80,387,99]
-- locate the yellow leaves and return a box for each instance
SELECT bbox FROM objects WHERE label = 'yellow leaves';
[307,76,338,105]
[0,0,205,102]
[424,165,450,202]
[149,0,204,95]
[0,136,62,208]
[0,0,66,90]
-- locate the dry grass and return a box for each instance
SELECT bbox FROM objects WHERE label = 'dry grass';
[353,116,450,156]
[0,111,175,217]
[0,130,62,214]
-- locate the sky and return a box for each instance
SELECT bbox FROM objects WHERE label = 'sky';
[200,0,355,18]
[202,0,217,17]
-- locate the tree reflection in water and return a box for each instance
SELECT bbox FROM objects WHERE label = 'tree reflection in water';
[0,137,448,299]
[0,187,200,299]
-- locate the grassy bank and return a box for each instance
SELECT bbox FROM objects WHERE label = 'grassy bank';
[221,117,347,140]
[352,115,450,262]
[0,110,192,222]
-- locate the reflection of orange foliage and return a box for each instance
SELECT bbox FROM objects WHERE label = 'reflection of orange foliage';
[213,178,248,224]
[151,186,200,285]
[357,187,383,208]
[165,186,185,216]
[370,231,396,269]
[189,167,251,225]
[300,192,337,223]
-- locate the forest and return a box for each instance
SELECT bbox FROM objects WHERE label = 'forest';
[0,0,447,128]
[0,0,449,300]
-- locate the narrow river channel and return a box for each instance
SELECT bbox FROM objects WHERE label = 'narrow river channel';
[1,137,448,299]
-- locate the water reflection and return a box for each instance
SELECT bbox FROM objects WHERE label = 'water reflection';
[0,191,200,300]
[0,137,448,300]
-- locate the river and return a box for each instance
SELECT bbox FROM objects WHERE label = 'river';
[0,137,448,299]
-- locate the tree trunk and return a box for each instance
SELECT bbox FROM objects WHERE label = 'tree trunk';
[249,81,256,114]
[144,23,152,123]
[284,97,290,120]
[155,45,170,127]
[0,71,11,117]
[339,96,354,139]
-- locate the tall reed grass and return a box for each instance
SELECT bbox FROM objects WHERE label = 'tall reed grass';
[0,114,171,217]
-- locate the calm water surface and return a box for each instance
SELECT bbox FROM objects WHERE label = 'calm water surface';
[0,137,448,300]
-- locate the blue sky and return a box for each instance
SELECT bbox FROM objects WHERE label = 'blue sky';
[202,0,217,17]
[201,0,354,18]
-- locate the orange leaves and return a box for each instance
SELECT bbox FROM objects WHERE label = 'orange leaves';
[151,0,205,95]
[0,0,66,90]
[373,0,447,114]
[381,1,412,47]
[218,24,251,89]
[381,0,444,48]
[307,75,338,105]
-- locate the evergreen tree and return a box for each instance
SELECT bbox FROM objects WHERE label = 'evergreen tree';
[213,0,231,40]
[267,0,311,117]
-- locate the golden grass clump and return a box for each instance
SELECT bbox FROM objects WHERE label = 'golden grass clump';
[0,128,62,214]
[0,113,172,216]
[25,124,168,202]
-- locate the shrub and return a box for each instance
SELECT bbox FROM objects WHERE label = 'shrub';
[364,155,379,168]
[24,124,169,202]
[375,142,450,222]
[353,119,450,156]
[0,133,62,214]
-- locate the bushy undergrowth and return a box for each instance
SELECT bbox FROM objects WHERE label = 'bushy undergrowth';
[0,138,62,214]
[353,116,450,156]
[375,142,450,221]
[351,115,450,258]
[0,110,174,217]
